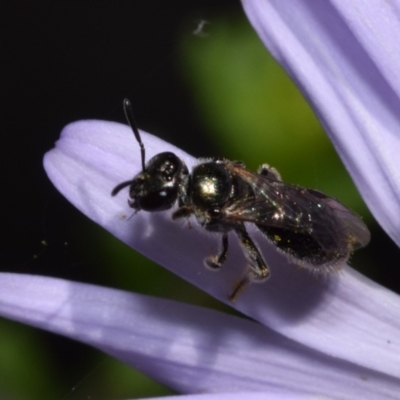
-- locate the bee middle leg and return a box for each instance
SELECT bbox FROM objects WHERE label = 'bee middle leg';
[205,233,229,270]
[230,224,270,301]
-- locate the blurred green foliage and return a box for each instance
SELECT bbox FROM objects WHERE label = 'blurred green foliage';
[0,320,60,400]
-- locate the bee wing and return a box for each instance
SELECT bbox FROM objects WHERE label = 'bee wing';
[321,195,370,250]
[224,163,370,252]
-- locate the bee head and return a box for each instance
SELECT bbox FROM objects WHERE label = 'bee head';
[111,99,188,212]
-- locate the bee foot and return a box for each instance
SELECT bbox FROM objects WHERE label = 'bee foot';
[248,268,270,283]
[204,256,222,271]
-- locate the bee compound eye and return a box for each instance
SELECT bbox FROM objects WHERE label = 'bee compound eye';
[138,186,178,212]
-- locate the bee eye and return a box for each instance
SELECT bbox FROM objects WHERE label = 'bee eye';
[138,186,178,212]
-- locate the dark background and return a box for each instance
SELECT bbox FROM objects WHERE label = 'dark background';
[1,1,399,399]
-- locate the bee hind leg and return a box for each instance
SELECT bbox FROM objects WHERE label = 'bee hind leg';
[230,225,270,301]
[257,164,282,181]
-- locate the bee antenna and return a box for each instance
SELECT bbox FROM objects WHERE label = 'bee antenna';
[123,98,146,172]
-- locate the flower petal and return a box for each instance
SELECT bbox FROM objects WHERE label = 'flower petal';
[139,394,326,400]
[1,273,400,398]
[44,120,400,380]
[241,0,400,246]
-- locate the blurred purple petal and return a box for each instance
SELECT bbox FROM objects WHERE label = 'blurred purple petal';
[242,0,400,246]
[43,121,400,380]
[1,273,399,398]
[133,394,342,400]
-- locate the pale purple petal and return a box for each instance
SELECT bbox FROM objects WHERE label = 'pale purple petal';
[1,273,399,398]
[139,394,327,400]
[241,0,400,246]
[44,121,400,380]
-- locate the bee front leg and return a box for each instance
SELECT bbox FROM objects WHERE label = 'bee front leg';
[230,224,270,301]
[205,233,229,270]
[172,206,194,229]
[172,205,192,220]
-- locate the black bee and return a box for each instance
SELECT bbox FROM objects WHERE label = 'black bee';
[112,99,370,301]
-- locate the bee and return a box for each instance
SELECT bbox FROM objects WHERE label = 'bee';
[112,99,370,301]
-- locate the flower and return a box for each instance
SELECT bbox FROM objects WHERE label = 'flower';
[1,0,400,398]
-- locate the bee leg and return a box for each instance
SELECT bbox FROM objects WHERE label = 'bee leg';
[232,160,246,167]
[257,164,282,181]
[230,225,270,301]
[172,206,194,228]
[172,206,193,220]
[205,233,229,270]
